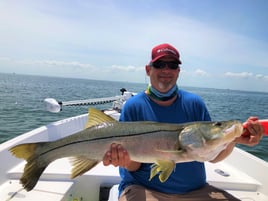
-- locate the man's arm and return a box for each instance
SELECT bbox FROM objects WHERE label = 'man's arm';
[209,142,236,163]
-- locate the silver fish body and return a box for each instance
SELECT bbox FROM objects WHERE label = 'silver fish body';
[10,108,243,191]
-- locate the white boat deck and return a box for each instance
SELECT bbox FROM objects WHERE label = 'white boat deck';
[1,154,268,201]
[0,180,74,201]
[1,159,121,201]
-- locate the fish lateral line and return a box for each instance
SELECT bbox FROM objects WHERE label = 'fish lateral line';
[38,128,181,157]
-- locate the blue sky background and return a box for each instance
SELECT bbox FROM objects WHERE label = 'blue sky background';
[0,0,268,92]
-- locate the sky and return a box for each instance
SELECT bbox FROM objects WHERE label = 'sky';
[0,0,268,92]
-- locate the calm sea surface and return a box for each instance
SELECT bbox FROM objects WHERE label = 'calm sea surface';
[0,73,267,162]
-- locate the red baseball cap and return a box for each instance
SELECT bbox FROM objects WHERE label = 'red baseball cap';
[151,43,182,64]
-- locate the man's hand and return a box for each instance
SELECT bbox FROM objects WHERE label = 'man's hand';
[102,143,141,171]
[210,117,264,163]
[235,117,264,146]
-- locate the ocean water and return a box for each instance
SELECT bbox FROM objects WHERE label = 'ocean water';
[0,73,268,162]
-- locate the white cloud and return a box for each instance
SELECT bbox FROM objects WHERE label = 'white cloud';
[256,74,268,80]
[111,65,144,72]
[194,69,209,76]
[13,59,95,70]
[228,72,268,81]
[256,74,265,79]
[37,60,94,69]
[224,72,253,79]
[0,57,11,61]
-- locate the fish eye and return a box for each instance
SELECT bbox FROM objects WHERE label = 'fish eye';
[214,122,222,126]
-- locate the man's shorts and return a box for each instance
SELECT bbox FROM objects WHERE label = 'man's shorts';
[119,183,240,201]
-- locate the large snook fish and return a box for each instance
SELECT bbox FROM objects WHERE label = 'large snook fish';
[10,108,243,191]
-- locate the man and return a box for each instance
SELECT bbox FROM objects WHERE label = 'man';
[103,43,263,201]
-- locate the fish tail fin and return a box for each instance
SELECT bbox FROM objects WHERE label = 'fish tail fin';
[9,142,49,191]
[20,160,47,191]
[9,143,39,160]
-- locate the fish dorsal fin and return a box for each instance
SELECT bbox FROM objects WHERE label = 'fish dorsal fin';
[69,156,98,179]
[85,108,116,128]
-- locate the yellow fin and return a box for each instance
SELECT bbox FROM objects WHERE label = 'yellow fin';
[9,143,40,160]
[85,108,116,128]
[69,156,98,178]
[149,160,176,182]
[9,142,49,191]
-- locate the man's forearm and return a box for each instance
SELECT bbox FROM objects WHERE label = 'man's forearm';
[125,161,141,171]
[209,142,236,163]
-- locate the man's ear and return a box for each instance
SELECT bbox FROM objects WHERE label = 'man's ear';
[145,65,150,76]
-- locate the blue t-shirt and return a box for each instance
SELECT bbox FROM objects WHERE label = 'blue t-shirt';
[118,90,211,195]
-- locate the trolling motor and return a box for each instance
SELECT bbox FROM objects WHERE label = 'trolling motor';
[44,98,62,113]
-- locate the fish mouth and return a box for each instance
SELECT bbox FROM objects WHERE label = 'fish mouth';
[223,123,243,140]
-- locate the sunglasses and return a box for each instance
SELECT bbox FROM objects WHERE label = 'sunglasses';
[151,61,180,70]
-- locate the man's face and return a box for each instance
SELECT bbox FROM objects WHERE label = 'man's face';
[146,56,180,93]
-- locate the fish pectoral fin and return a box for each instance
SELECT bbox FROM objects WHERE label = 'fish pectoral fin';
[69,156,98,178]
[149,160,175,182]
[85,108,116,128]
